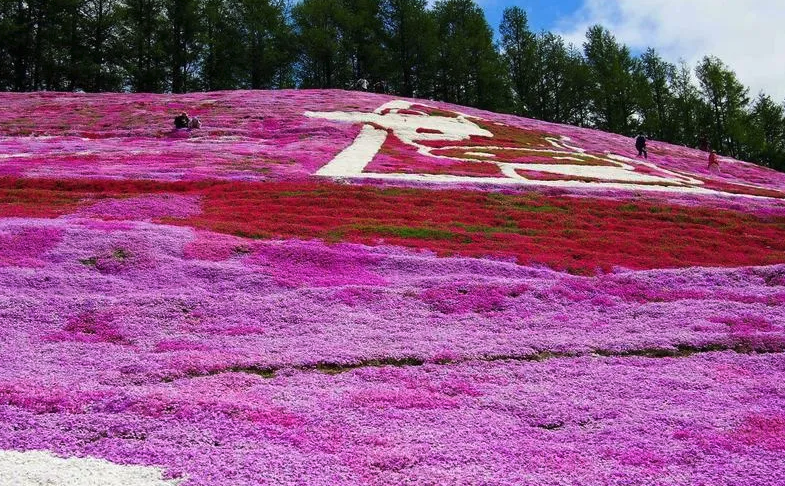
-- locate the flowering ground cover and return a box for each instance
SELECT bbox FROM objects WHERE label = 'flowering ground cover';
[1,90,784,485]
[4,177,785,274]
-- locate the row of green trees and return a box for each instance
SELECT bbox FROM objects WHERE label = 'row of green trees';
[1,0,784,170]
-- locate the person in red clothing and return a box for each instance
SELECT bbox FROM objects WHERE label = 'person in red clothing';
[707,150,720,173]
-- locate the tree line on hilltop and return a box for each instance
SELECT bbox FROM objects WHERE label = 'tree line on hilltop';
[1,0,784,171]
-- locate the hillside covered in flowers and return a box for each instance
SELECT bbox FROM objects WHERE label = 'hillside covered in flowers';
[1,90,784,485]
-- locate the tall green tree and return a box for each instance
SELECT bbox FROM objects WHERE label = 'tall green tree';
[562,44,592,126]
[119,0,168,92]
[165,0,200,93]
[499,6,535,116]
[0,0,92,91]
[49,0,83,90]
[2,0,53,90]
[583,25,638,135]
[198,0,242,90]
[638,48,675,140]
[669,60,704,148]
[379,0,435,97]
[746,94,785,169]
[236,0,295,89]
[292,0,351,88]
[432,0,506,110]
[529,32,590,125]
[0,1,17,90]
[25,0,48,90]
[696,55,750,156]
[341,0,385,83]
[81,0,124,91]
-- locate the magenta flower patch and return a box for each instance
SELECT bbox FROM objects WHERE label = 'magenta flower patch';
[1,90,784,485]
[0,226,62,267]
[79,194,201,220]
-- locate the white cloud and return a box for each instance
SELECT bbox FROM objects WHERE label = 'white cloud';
[555,0,785,101]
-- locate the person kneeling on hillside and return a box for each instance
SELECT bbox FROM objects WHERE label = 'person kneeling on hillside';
[635,134,648,159]
[174,112,190,129]
[189,116,201,129]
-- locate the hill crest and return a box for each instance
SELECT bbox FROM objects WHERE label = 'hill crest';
[2,90,785,205]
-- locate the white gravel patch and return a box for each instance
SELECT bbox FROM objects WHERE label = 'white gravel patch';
[0,450,182,486]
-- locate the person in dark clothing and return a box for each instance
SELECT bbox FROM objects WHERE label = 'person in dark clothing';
[174,112,190,129]
[635,134,648,159]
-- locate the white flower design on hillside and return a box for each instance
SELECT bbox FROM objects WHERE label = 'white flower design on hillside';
[307,100,770,198]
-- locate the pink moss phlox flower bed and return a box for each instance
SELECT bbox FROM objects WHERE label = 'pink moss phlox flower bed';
[1,90,784,484]
[2,220,784,382]
[3,355,784,485]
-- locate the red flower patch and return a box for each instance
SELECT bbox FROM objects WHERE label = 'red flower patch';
[368,133,504,177]
[3,177,785,275]
[416,128,444,135]
[702,179,785,199]
[170,181,785,275]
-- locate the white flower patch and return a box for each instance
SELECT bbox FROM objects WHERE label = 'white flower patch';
[0,450,182,486]
[464,152,496,158]
[0,153,34,159]
[306,106,492,159]
[314,125,388,177]
[306,100,777,199]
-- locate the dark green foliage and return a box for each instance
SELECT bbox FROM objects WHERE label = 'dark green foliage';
[165,0,200,93]
[119,0,169,92]
[380,0,436,97]
[81,0,126,91]
[292,0,352,88]
[531,33,591,126]
[236,0,295,89]
[499,7,534,116]
[583,25,638,134]
[431,0,507,111]
[669,61,704,148]
[638,48,675,141]
[747,94,785,171]
[696,56,752,158]
[198,0,244,90]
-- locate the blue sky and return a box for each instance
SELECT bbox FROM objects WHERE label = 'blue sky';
[477,0,785,100]
[480,0,583,34]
